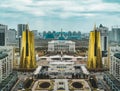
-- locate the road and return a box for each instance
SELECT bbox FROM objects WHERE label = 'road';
[101,79,111,91]
[93,72,111,91]
[11,79,24,91]
[11,72,33,91]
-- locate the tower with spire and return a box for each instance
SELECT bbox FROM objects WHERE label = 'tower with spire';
[58,28,65,40]
[19,24,36,71]
[87,24,102,71]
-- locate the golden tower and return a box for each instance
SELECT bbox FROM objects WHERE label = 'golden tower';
[87,25,102,71]
[19,25,36,71]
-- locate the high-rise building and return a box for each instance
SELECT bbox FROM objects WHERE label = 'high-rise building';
[103,46,120,91]
[0,46,14,83]
[68,31,72,37]
[108,31,113,42]
[6,29,16,46]
[32,30,39,39]
[81,33,89,39]
[0,24,8,46]
[43,31,47,39]
[32,30,38,36]
[17,24,27,37]
[112,26,120,42]
[0,47,18,91]
[109,46,120,81]
[110,53,120,81]
[87,25,102,71]
[97,24,109,69]
[20,25,36,71]
[67,31,81,40]
[98,24,108,57]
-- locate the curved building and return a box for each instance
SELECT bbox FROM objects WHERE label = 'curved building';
[110,52,120,81]
[87,25,102,71]
[19,25,36,71]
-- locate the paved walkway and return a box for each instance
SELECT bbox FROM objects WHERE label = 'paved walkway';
[54,79,69,91]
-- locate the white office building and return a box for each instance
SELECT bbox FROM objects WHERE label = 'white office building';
[48,40,75,52]
[0,46,14,83]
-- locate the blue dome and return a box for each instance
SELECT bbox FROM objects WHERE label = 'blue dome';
[58,36,65,40]
[57,31,66,40]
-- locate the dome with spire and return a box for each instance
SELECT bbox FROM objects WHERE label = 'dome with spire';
[57,29,66,40]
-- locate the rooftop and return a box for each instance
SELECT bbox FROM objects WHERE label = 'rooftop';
[0,72,18,90]
[49,61,74,65]
[34,66,42,75]
[0,52,8,60]
[81,66,89,75]
[114,53,120,59]
[49,40,75,43]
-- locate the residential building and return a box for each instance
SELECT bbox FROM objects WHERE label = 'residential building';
[110,53,120,81]
[109,46,120,81]
[0,46,14,83]
[103,46,120,91]
[103,72,120,91]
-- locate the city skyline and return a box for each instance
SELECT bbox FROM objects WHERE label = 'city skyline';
[0,0,120,32]
[1,6,120,90]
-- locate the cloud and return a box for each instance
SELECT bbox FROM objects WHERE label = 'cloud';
[0,0,120,32]
[103,0,120,3]
[1,0,120,18]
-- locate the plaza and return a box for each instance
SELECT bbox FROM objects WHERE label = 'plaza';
[32,79,91,91]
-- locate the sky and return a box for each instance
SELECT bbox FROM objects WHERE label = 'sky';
[0,0,120,33]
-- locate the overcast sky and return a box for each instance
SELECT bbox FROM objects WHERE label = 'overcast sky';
[0,0,120,33]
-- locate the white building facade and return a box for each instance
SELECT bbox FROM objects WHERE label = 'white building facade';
[110,53,120,81]
[48,40,75,52]
[0,46,14,83]
[48,61,75,78]
[112,26,120,42]
[6,29,17,46]
[110,46,120,81]
[35,55,89,79]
